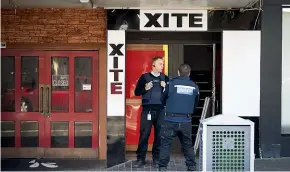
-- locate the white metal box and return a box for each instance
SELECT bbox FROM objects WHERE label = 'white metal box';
[199,114,255,171]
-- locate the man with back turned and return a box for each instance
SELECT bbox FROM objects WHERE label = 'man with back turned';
[133,56,169,168]
[158,64,199,171]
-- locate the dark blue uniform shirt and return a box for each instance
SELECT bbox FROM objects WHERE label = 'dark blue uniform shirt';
[161,76,199,122]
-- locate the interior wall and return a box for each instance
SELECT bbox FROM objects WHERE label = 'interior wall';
[168,44,184,78]
[184,45,213,71]
[127,31,222,78]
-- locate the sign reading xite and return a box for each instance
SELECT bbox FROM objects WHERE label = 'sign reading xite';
[144,13,203,28]
[107,30,126,117]
[109,43,124,94]
[140,10,208,31]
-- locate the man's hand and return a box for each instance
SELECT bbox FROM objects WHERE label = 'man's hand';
[145,81,153,91]
[160,81,166,88]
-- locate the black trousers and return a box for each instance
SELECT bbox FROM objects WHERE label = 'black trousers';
[159,120,196,168]
[136,109,163,161]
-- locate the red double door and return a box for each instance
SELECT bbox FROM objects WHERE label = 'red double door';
[1,50,98,157]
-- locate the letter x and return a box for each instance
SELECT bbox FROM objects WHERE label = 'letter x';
[109,44,124,56]
[144,13,162,27]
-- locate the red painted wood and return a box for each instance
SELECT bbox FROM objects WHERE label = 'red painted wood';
[126,105,141,145]
[91,52,99,148]
[45,51,99,148]
[14,56,21,148]
[125,50,165,146]
[125,50,165,99]
[69,53,75,148]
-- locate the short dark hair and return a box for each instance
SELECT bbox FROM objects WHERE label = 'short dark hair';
[152,56,163,64]
[178,64,191,76]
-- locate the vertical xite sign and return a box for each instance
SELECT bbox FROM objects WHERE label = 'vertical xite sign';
[107,30,126,116]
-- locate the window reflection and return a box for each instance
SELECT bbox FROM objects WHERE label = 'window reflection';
[21,56,39,112]
[51,57,69,91]
[74,57,92,112]
[51,57,69,112]
[1,57,15,112]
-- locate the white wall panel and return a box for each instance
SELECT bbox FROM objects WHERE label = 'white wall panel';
[222,31,261,117]
[107,30,126,116]
[281,9,290,134]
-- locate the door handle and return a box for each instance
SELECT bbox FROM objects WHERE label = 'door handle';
[39,85,45,114]
[45,85,51,116]
[216,100,219,112]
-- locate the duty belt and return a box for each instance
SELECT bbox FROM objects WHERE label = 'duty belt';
[165,113,191,118]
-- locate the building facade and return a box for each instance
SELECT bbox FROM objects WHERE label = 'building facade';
[1,8,107,160]
[1,0,290,168]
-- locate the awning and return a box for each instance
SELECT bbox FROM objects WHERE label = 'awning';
[1,0,259,9]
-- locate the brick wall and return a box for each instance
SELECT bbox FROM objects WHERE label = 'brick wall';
[1,8,106,44]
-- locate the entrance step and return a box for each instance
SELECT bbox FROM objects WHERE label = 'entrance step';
[107,159,199,171]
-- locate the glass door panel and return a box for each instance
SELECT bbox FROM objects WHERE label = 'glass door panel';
[1,50,46,150]
[74,57,93,113]
[1,56,16,147]
[1,56,15,112]
[51,56,69,113]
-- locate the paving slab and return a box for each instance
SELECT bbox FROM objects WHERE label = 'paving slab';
[2,157,290,171]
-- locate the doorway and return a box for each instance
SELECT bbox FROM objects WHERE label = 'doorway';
[184,44,218,116]
[184,44,220,141]
[168,44,221,153]
[1,50,99,158]
[125,44,167,159]
[125,31,222,158]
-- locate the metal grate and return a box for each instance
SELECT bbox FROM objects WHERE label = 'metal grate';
[207,126,250,171]
[212,130,245,171]
[198,115,254,171]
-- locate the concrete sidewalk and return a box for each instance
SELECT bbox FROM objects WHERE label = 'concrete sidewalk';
[2,157,290,171]
[107,157,290,171]
[1,158,106,171]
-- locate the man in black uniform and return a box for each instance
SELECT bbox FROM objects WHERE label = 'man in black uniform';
[158,64,199,171]
[133,56,169,168]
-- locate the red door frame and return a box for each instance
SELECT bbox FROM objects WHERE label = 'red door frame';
[1,50,99,149]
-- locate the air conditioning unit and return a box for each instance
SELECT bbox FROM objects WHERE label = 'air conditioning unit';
[199,114,255,171]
